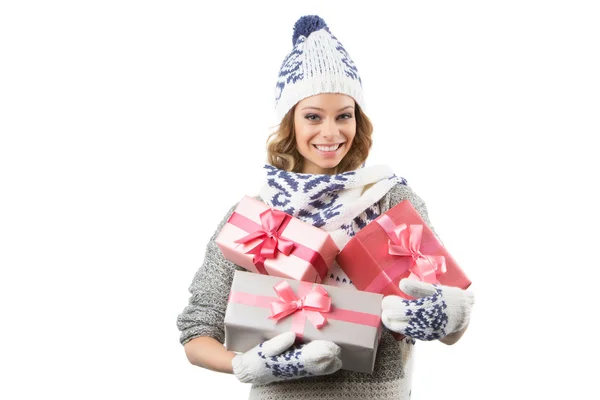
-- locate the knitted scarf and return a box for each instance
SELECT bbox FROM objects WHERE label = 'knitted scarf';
[259,164,405,250]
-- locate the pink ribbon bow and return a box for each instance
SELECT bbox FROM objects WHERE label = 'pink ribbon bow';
[234,209,296,264]
[377,215,446,284]
[269,281,331,331]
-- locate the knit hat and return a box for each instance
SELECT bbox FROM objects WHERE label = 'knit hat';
[274,15,365,122]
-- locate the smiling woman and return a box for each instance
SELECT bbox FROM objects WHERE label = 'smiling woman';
[294,94,357,174]
[176,14,475,400]
[267,93,373,174]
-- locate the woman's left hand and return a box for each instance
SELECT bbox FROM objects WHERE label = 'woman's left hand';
[381,279,474,341]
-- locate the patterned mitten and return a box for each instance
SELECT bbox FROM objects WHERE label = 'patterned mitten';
[381,279,474,341]
[231,332,342,385]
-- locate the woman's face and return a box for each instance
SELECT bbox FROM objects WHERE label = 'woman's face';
[293,93,356,174]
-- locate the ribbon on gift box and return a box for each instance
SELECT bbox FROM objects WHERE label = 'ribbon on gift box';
[269,281,331,335]
[227,209,329,280]
[364,214,447,293]
[229,281,381,339]
[233,209,295,274]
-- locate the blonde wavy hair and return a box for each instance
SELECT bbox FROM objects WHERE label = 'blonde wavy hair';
[266,102,373,174]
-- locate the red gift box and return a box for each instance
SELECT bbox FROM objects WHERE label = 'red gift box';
[336,199,471,300]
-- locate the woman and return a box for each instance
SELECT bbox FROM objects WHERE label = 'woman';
[177,15,474,399]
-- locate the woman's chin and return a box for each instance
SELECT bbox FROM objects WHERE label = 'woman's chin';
[314,161,343,173]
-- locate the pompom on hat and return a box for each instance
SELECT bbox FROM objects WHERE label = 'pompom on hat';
[274,15,365,121]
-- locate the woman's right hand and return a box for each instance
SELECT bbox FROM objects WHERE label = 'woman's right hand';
[231,332,342,385]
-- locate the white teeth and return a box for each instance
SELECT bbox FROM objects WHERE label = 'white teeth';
[315,144,341,152]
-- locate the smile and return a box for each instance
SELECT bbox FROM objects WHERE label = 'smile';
[313,143,344,152]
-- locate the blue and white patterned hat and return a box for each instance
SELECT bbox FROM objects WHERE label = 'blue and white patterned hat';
[274,15,365,121]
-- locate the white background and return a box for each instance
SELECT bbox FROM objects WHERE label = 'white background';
[1,1,599,399]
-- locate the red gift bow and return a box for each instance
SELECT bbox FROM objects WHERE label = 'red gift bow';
[234,209,296,264]
[269,281,331,330]
[377,214,446,284]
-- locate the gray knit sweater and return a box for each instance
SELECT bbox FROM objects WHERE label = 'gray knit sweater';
[176,183,435,399]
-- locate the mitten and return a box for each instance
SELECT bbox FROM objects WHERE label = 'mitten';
[381,279,474,341]
[231,332,342,385]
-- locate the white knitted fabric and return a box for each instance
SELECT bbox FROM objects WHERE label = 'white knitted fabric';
[232,332,342,385]
[274,15,365,121]
[382,279,475,341]
[259,164,401,250]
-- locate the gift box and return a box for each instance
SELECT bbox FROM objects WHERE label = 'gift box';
[215,196,338,283]
[336,199,471,300]
[224,270,383,374]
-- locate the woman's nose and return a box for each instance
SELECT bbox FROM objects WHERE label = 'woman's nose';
[321,119,338,139]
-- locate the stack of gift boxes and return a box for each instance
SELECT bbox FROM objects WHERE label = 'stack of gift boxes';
[215,195,471,374]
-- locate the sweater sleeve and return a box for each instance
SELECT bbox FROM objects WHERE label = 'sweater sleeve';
[176,204,244,345]
[380,183,440,240]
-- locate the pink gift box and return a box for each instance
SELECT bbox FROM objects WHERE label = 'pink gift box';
[336,199,471,299]
[215,196,339,283]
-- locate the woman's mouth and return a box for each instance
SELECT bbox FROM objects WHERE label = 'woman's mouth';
[313,143,344,153]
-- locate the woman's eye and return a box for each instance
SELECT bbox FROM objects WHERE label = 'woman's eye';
[338,113,353,120]
[305,114,320,121]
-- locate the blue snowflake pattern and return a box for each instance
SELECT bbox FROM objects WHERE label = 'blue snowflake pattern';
[402,286,449,341]
[264,167,361,227]
[275,37,306,103]
[329,32,362,84]
[258,342,312,380]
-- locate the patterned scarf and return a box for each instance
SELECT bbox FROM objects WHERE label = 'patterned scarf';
[259,164,405,250]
